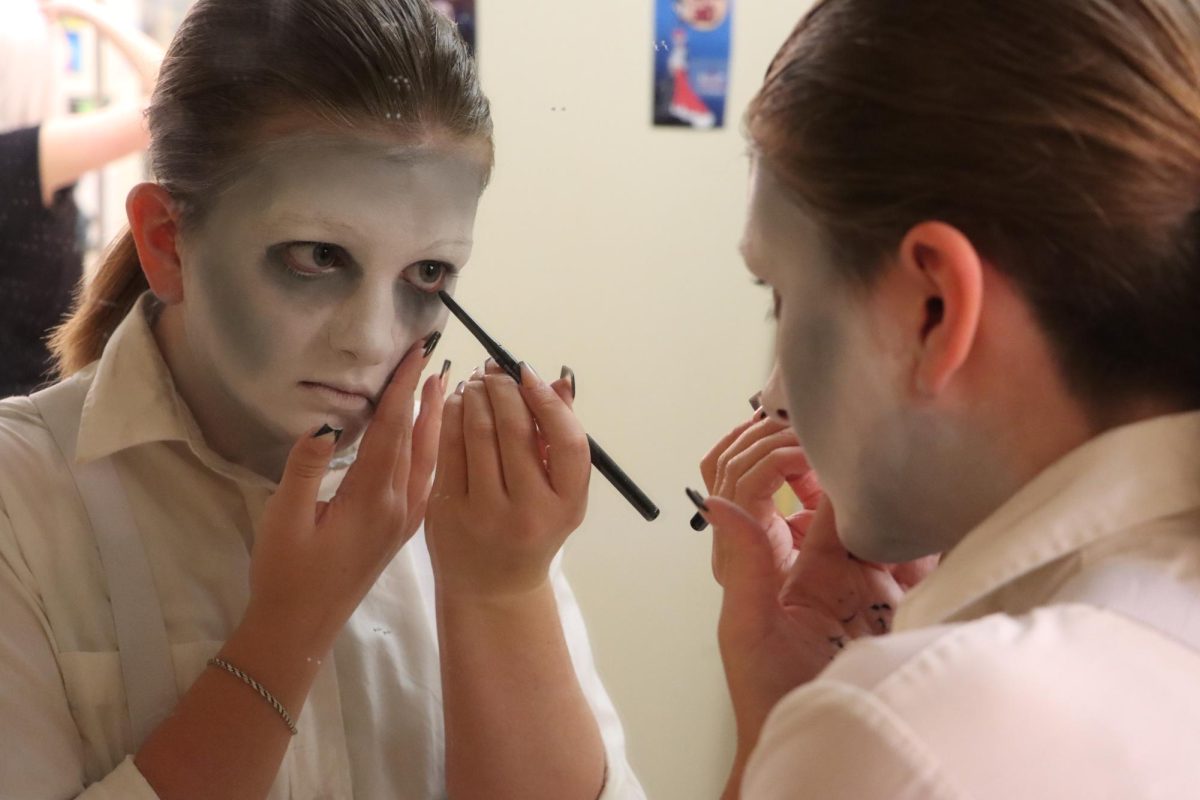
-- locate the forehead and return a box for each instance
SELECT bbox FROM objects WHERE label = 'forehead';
[204,132,487,238]
[744,163,822,265]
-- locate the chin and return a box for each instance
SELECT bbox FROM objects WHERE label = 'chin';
[839,514,943,564]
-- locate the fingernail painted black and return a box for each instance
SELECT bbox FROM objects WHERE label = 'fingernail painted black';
[422,331,442,358]
[685,488,711,532]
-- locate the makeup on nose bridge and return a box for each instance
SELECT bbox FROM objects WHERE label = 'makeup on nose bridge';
[438,291,661,522]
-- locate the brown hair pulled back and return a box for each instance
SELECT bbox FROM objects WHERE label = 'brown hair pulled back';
[51,0,492,376]
[748,0,1200,414]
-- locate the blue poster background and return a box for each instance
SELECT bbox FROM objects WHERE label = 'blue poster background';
[653,0,734,129]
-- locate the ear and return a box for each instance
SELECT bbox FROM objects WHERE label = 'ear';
[126,183,185,305]
[897,221,984,397]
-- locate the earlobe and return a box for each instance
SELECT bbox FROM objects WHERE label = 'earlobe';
[126,183,185,305]
[901,222,984,398]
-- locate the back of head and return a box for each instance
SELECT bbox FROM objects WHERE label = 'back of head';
[747,0,1200,419]
[0,0,60,133]
[51,0,491,377]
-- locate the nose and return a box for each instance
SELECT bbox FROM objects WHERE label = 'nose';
[760,361,790,423]
[328,286,395,366]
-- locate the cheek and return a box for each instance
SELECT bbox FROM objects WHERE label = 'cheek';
[188,250,278,373]
[776,306,845,435]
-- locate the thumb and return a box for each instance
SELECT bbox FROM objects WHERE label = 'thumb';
[274,425,340,522]
[698,493,784,610]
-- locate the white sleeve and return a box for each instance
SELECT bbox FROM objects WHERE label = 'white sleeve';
[742,681,963,800]
[549,555,646,800]
[0,508,160,800]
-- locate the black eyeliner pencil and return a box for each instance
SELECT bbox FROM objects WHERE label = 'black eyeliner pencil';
[438,291,661,522]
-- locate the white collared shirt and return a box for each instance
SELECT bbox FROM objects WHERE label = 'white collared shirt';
[0,297,644,799]
[743,411,1200,799]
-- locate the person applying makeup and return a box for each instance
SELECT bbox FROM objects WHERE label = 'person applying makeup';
[690,1,1200,798]
[0,2,642,798]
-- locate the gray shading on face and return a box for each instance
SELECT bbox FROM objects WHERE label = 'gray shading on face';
[744,165,916,555]
[174,131,485,444]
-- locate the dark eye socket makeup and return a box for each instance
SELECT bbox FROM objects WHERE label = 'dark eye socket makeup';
[269,241,458,293]
[753,277,781,320]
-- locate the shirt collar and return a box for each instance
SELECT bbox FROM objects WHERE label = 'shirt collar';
[75,293,276,490]
[895,409,1200,631]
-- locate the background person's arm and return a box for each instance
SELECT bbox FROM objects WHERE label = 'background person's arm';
[36,0,164,206]
[38,104,149,206]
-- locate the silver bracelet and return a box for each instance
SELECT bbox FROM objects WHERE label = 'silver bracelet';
[207,656,299,735]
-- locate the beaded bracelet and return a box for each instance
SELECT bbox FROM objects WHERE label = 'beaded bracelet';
[207,657,299,735]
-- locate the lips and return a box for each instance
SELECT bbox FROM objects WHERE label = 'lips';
[300,381,375,411]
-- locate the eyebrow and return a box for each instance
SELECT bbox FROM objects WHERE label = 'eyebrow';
[269,212,364,239]
[268,214,473,260]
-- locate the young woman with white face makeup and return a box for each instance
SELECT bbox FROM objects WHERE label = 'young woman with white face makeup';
[0,2,642,798]
[690,1,1200,798]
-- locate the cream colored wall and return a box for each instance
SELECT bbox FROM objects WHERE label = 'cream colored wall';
[436,3,813,797]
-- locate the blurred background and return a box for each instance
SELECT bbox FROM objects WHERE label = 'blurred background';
[3,1,811,796]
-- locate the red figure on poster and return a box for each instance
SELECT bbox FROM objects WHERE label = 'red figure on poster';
[667,27,715,128]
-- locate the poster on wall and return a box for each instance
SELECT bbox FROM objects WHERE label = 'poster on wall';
[432,0,477,56]
[653,0,733,129]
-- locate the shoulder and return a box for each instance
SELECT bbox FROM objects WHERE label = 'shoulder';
[0,372,93,511]
[826,605,1200,700]
[0,393,60,479]
[749,607,1200,800]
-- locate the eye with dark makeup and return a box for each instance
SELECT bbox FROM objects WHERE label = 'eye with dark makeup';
[272,242,458,293]
[402,260,458,294]
[277,242,351,279]
[753,278,781,320]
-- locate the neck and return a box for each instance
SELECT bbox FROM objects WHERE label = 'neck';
[152,306,292,483]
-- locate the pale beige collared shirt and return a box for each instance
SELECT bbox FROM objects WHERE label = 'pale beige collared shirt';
[744,411,1200,799]
[0,296,644,799]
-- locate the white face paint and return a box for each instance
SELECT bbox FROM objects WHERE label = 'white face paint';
[170,132,485,473]
[742,164,1014,561]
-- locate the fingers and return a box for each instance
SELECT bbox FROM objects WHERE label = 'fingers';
[718,430,806,496]
[434,380,469,498]
[452,360,587,499]
[699,416,759,492]
[483,372,544,493]
[556,366,576,408]
[698,495,782,610]
[711,416,791,496]
[784,508,817,549]
[405,371,449,524]
[787,470,824,510]
[550,375,575,410]
[272,426,339,529]
[341,335,433,500]
[462,379,505,493]
[516,363,590,498]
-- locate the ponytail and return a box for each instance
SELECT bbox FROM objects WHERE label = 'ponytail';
[48,229,149,378]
